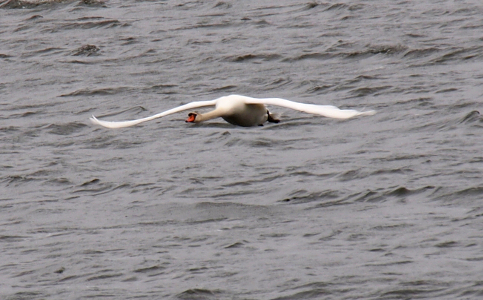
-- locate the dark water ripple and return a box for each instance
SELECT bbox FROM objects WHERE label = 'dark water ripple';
[1,0,483,299]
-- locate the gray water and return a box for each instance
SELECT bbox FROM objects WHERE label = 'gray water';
[1,0,483,299]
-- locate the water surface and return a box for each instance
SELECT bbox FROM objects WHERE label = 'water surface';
[1,0,483,299]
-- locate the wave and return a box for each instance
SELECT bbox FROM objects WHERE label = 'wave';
[60,87,137,97]
[46,122,87,135]
[285,44,407,62]
[176,288,224,300]
[224,53,283,63]
[0,0,104,9]
[71,44,100,56]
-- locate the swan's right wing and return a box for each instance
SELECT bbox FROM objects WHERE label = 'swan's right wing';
[245,97,376,119]
[90,100,217,129]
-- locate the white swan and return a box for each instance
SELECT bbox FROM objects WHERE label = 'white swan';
[90,94,375,128]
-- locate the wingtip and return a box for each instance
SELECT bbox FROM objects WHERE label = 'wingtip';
[89,115,100,125]
[360,110,376,116]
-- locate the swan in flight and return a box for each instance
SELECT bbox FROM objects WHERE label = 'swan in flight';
[90,94,375,128]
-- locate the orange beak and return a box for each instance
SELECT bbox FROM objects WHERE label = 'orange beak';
[185,114,196,123]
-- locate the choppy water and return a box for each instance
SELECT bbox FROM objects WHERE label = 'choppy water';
[1,0,483,299]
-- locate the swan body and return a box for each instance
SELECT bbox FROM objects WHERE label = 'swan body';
[90,95,375,128]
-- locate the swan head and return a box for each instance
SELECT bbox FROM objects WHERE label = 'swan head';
[185,112,199,123]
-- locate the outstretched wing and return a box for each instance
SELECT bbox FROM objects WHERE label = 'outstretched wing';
[90,100,217,129]
[243,96,375,119]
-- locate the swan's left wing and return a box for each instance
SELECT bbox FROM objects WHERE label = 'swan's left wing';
[244,96,375,119]
[90,100,217,128]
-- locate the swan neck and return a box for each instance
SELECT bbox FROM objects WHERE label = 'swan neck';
[198,108,225,122]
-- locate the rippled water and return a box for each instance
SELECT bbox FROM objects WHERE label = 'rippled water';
[1,0,483,299]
